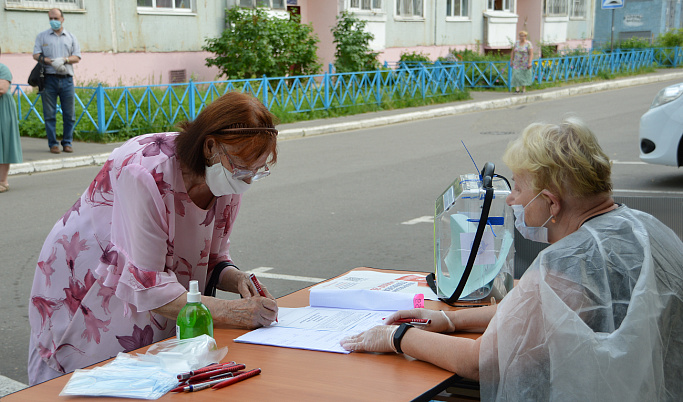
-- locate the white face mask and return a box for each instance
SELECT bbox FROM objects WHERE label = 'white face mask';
[511,191,554,244]
[204,157,251,196]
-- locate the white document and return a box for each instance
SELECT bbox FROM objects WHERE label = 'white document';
[311,270,438,300]
[309,288,423,310]
[233,307,389,354]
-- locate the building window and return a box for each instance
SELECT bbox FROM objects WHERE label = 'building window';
[350,0,382,11]
[239,0,286,9]
[137,0,194,12]
[396,0,423,17]
[5,0,85,11]
[544,0,568,17]
[487,0,513,12]
[569,0,585,18]
[447,0,468,17]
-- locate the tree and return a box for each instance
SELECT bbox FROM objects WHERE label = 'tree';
[331,11,380,73]
[203,7,321,79]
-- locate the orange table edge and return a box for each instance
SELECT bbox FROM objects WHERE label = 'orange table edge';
[5,267,481,402]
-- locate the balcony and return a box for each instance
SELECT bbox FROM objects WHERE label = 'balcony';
[483,10,519,49]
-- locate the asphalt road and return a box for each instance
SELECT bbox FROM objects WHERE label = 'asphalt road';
[1,79,682,389]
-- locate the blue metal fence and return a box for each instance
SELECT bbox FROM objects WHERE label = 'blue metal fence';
[11,46,682,134]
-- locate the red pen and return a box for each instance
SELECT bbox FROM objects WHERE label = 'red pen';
[171,375,235,393]
[250,274,277,322]
[212,368,262,390]
[188,370,236,384]
[391,318,431,325]
[186,363,246,383]
[177,361,235,380]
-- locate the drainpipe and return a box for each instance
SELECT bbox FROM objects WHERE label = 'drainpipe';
[109,0,118,53]
[434,1,437,47]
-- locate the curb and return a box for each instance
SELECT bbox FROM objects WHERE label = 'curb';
[9,153,111,176]
[0,375,27,398]
[10,70,683,176]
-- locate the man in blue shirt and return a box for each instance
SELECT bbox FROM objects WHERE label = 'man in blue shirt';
[33,8,81,154]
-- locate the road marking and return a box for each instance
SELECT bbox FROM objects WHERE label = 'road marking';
[611,161,647,165]
[245,267,325,283]
[401,216,434,225]
[614,189,683,195]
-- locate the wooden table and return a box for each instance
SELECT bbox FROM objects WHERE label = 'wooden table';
[5,267,482,401]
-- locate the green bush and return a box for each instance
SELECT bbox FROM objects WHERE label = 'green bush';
[399,51,431,63]
[618,36,652,49]
[203,7,321,79]
[331,11,379,73]
[438,48,507,62]
[655,28,683,47]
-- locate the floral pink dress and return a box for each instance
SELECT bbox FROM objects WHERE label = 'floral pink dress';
[28,133,240,385]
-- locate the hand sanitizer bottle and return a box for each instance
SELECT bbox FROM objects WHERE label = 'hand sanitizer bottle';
[176,280,213,339]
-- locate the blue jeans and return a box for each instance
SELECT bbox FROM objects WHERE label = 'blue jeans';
[41,75,75,149]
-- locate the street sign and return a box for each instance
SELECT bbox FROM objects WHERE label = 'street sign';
[602,0,624,9]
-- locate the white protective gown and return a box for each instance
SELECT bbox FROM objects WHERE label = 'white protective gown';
[480,205,683,401]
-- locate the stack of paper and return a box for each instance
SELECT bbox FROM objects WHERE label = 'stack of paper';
[234,281,428,353]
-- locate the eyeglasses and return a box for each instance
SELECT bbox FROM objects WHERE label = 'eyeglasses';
[220,144,270,182]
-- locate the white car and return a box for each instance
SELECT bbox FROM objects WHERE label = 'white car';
[639,82,683,167]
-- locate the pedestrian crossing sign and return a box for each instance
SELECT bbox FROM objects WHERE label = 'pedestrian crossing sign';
[602,0,624,9]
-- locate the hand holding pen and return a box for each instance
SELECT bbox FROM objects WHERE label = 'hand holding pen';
[250,274,278,323]
[382,309,455,333]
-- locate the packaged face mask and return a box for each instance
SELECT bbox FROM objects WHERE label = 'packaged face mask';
[59,335,228,399]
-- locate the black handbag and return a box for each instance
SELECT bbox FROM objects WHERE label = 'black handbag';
[28,54,45,92]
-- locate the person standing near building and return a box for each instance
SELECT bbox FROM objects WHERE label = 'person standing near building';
[33,8,81,154]
[0,46,23,193]
[510,31,534,94]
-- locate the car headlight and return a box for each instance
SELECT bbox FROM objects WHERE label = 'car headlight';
[651,83,683,108]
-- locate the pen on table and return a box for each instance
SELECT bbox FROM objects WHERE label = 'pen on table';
[187,363,246,383]
[177,361,236,380]
[188,370,237,384]
[250,273,278,322]
[171,375,235,393]
[383,318,431,325]
[212,368,262,390]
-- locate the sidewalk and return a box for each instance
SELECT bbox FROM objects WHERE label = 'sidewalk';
[10,68,683,177]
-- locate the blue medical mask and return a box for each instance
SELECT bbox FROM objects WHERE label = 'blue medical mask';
[50,20,62,30]
[511,191,554,244]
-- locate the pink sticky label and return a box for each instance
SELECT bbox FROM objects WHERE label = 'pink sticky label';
[413,294,425,308]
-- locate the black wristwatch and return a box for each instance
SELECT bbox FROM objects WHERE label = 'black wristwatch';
[393,323,413,354]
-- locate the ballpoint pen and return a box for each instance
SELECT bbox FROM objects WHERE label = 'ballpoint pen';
[394,318,431,325]
[383,318,431,325]
[186,363,246,383]
[171,375,235,393]
[250,273,278,322]
[177,361,236,380]
[212,368,262,390]
[187,370,236,384]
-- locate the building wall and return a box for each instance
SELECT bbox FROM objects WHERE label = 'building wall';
[1,0,226,85]
[299,0,339,72]
[1,0,603,86]
[593,0,682,46]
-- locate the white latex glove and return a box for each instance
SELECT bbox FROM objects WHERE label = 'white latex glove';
[383,308,456,333]
[51,58,67,74]
[340,325,399,353]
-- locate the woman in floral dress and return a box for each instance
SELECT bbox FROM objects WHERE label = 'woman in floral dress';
[510,31,534,93]
[28,91,279,385]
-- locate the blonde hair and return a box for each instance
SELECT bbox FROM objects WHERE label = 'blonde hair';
[502,117,612,198]
[519,31,528,37]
